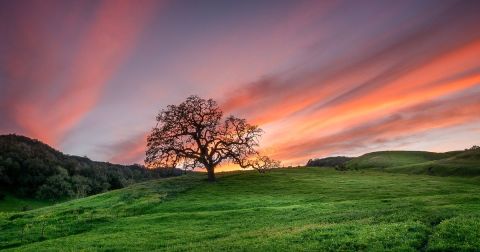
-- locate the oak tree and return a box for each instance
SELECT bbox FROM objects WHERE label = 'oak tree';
[145,95,275,181]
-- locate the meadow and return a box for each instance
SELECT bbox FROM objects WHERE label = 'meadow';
[346,149,480,178]
[1,167,479,251]
[0,193,51,213]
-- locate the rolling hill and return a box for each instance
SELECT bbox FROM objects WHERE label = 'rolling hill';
[344,151,457,170]
[343,148,480,177]
[384,148,480,177]
[1,167,479,251]
[2,136,479,251]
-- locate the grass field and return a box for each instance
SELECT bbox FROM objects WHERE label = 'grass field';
[345,151,457,170]
[0,193,52,213]
[345,149,480,178]
[1,167,479,251]
[385,149,480,177]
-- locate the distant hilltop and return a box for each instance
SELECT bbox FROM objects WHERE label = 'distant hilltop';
[306,146,480,177]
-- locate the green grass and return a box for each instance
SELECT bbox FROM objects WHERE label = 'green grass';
[345,151,457,170]
[345,149,480,178]
[1,168,479,251]
[385,158,480,177]
[0,193,52,213]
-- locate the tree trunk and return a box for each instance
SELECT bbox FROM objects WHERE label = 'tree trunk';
[206,166,216,182]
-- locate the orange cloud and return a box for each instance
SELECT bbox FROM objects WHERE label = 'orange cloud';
[286,40,480,140]
[4,0,479,168]
[273,87,480,164]
[215,14,480,166]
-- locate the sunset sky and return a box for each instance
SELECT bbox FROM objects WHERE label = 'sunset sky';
[1,0,480,169]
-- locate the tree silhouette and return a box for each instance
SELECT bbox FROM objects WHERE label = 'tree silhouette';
[241,155,281,174]
[145,95,275,181]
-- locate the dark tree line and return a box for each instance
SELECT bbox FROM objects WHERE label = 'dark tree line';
[0,134,181,200]
[306,156,352,169]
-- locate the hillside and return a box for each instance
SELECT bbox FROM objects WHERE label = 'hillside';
[0,134,181,202]
[385,148,480,177]
[341,148,480,177]
[1,168,479,251]
[0,193,52,212]
[345,151,456,170]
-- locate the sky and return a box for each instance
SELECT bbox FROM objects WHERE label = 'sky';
[1,0,480,169]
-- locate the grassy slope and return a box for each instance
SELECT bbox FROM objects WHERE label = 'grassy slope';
[345,151,457,170]
[385,149,480,177]
[0,193,52,213]
[345,150,480,177]
[1,168,480,251]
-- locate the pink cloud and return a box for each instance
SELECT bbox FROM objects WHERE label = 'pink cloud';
[3,0,162,147]
[108,132,148,164]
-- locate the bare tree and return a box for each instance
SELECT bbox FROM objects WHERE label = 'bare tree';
[146,95,276,181]
[241,155,281,173]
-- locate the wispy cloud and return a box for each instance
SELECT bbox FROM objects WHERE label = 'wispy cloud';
[1,0,161,147]
[273,87,480,163]
[1,0,479,166]
[105,132,148,164]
